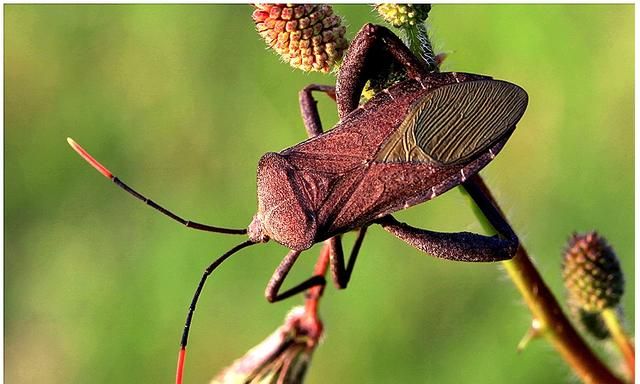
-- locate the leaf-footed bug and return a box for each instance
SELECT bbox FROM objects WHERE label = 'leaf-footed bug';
[68,24,527,383]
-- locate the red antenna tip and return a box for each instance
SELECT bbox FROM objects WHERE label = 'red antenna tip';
[176,347,186,384]
[67,137,113,179]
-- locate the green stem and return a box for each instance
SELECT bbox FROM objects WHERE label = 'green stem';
[403,23,437,71]
[463,175,624,384]
[380,9,628,382]
[602,308,635,381]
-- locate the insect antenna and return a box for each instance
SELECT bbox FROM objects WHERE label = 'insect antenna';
[176,239,258,384]
[66,138,247,235]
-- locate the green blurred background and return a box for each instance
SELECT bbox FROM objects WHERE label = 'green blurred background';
[5,4,634,384]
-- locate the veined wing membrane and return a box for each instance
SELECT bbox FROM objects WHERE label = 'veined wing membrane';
[376,80,528,165]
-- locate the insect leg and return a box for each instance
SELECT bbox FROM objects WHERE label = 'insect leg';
[264,249,326,303]
[299,84,336,137]
[328,227,368,289]
[462,174,516,242]
[376,215,518,262]
[336,23,428,118]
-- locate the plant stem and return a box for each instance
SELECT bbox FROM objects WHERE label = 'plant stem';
[602,308,635,381]
[404,12,628,383]
[463,174,624,384]
[404,23,437,71]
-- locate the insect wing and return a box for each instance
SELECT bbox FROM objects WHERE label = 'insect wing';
[376,80,528,165]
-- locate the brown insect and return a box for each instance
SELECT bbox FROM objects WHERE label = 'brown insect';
[68,24,527,383]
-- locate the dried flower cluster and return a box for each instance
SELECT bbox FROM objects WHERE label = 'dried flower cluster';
[252,4,348,73]
[211,307,320,384]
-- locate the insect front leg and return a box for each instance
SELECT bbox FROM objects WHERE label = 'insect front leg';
[376,215,518,262]
[328,227,368,289]
[264,249,326,303]
[336,23,429,118]
[298,84,336,137]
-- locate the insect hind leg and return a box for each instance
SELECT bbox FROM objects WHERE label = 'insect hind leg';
[375,173,519,263]
[377,215,517,262]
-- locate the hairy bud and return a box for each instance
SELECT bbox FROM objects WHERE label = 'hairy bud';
[375,4,431,28]
[562,232,624,313]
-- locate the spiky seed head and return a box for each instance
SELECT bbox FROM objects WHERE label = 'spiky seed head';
[562,232,624,313]
[375,4,432,28]
[252,4,348,73]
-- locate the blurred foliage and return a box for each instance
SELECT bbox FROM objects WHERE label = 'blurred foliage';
[5,4,633,384]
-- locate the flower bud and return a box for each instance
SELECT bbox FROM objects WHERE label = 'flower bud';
[252,4,348,73]
[375,4,431,28]
[562,232,624,313]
